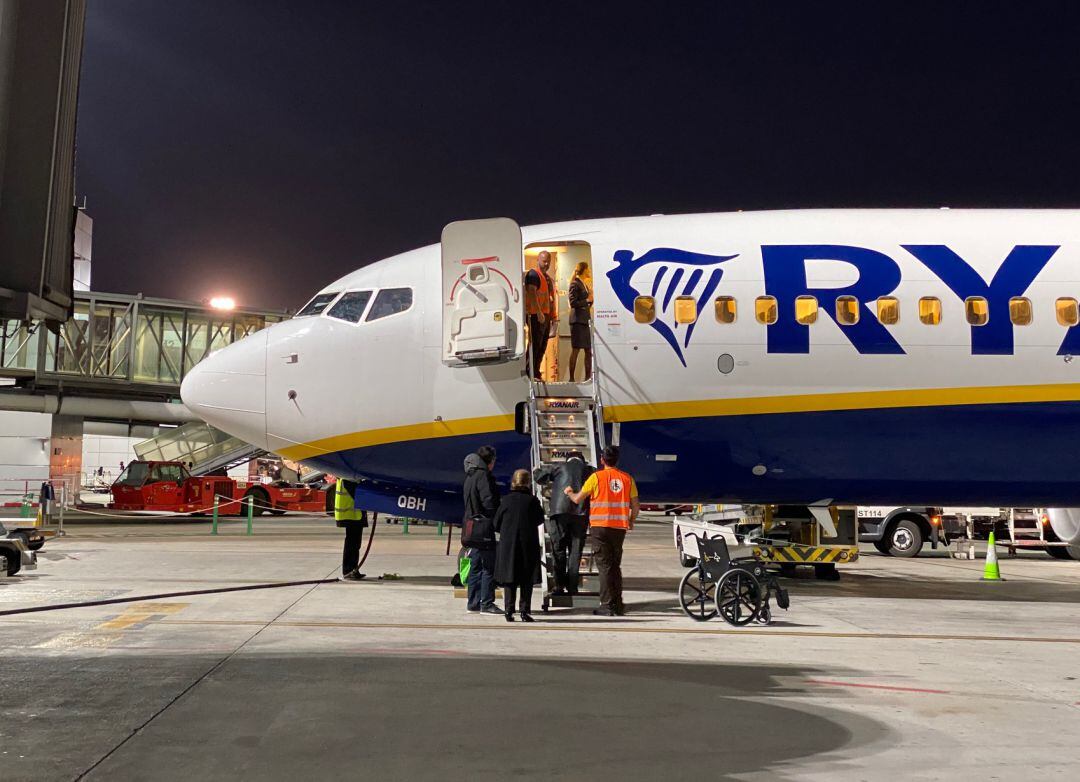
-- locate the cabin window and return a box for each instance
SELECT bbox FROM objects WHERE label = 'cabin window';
[634,296,656,324]
[674,295,697,324]
[876,296,900,325]
[919,297,942,325]
[795,295,818,325]
[755,296,778,325]
[327,290,373,323]
[835,295,859,326]
[297,292,339,317]
[965,296,989,326]
[366,287,413,322]
[1056,297,1079,327]
[714,296,737,324]
[1009,297,1033,326]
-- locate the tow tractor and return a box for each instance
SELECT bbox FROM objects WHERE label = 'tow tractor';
[109,460,330,516]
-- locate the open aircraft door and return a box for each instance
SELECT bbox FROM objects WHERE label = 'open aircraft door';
[441,218,524,366]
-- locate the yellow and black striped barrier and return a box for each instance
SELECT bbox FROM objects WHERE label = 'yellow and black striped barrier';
[752,543,859,565]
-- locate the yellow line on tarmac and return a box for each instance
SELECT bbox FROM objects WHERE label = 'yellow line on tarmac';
[157,618,1080,645]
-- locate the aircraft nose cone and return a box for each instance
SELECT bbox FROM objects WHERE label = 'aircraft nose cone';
[180,330,268,450]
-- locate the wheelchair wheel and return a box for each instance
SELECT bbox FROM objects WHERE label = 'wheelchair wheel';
[715,569,762,626]
[678,568,718,621]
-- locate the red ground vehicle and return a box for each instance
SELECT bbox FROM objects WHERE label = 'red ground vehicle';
[109,461,328,516]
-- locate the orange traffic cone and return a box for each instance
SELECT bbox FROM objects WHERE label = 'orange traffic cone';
[981,531,1004,581]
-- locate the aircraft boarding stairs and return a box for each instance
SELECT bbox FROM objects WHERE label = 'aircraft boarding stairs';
[134,421,265,476]
[528,381,605,611]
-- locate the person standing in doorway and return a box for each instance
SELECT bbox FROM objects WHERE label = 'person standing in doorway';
[567,261,593,382]
[462,446,502,614]
[525,250,556,381]
[335,478,368,580]
[564,445,638,616]
[493,469,545,622]
[534,451,593,595]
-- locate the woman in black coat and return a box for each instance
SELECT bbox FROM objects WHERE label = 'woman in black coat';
[493,469,545,622]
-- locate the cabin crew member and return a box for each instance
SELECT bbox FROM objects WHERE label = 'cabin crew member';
[534,451,593,595]
[564,445,638,616]
[462,446,502,614]
[567,262,592,382]
[493,469,545,622]
[525,250,556,381]
[335,478,368,580]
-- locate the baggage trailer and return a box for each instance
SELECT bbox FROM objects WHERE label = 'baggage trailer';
[109,460,329,516]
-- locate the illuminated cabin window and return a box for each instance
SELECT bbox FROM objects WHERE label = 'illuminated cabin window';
[674,295,697,324]
[1056,297,1079,327]
[1009,297,1032,326]
[714,296,737,324]
[876,296,900,325]
[634,296,656,324]
[755,296,778,325]
[919,297,942,325]
[795,295,818,325]
[835,295,859,326]
[965,296,989,326]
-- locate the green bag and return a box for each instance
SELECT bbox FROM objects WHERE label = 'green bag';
[458,549,472,585]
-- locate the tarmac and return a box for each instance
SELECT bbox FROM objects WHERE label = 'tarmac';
[1,515,1079,781]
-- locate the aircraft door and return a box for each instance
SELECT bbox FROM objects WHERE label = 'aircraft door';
[441,218,524,366]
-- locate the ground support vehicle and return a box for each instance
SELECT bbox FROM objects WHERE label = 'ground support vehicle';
[857,506,971,558]
[674,504,858,580]
[1004,509,1076,560]
[0,522,38,577]
[678,533,790,625]
[109,461,328,516]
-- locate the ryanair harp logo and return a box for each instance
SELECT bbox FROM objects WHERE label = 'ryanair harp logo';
[609,248,737,366]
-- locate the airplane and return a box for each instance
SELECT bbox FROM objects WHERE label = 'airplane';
[180,209,1080,555]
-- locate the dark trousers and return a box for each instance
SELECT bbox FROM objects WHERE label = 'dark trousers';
[342,524,364,575]
[503,583,534,615]
[528,315,550,379]
[466,548,497,610]
[547,514,588,593]
[590,526,626,611]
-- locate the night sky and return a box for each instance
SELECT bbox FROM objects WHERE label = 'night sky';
[76,1,1080,311]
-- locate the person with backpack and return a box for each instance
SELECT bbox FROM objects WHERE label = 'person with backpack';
[462,446,501,614]
[493,469,545,622]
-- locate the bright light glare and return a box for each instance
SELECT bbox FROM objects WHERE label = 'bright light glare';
[210,296,236,311]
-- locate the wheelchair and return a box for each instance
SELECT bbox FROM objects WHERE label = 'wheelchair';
[678,533,790,625]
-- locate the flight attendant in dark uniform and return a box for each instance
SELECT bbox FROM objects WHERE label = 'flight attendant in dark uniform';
[567,261,592,382]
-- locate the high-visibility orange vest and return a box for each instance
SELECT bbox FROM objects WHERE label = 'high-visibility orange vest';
[588,468,634,529]
[526,270,554,316]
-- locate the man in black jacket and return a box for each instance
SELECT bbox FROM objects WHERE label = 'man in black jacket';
[534,452,593,595]
[462,446,501,614]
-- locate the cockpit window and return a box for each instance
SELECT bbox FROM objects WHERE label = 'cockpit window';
[327,291,373,323]
[366,288,413,322]
[297,292,339,317]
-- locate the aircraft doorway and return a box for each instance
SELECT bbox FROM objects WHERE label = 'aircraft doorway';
[524,242,594,385]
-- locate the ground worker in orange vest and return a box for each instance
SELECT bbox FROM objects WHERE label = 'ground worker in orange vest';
[525,250,556,380]
[564,445,639,616]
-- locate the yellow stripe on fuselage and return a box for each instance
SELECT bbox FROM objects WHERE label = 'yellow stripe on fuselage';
[276,382,1080,460]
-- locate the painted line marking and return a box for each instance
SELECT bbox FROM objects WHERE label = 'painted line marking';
[155,618,1080,644]
[805,679,950,694]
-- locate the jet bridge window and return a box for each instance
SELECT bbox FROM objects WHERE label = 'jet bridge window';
[1056,297,1079,327]
[327,290,373,323]
[965,297,989,326]
[795,295,818,325]
[714,296,736,324]
[876,296,899,325]
[1009,297,1033,326]
[835,296,859,325]
[634,296,656,324]
[366,288,413,322]
[674,296,697,324]
[918,297,942,325]
[297,292,339,317]
[755,296,777,325]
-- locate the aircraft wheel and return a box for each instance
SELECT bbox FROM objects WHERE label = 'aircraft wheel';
[715,569,761,626]
[678,568,717,621]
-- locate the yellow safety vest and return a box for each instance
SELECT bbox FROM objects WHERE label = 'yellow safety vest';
[335,479,365,522]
